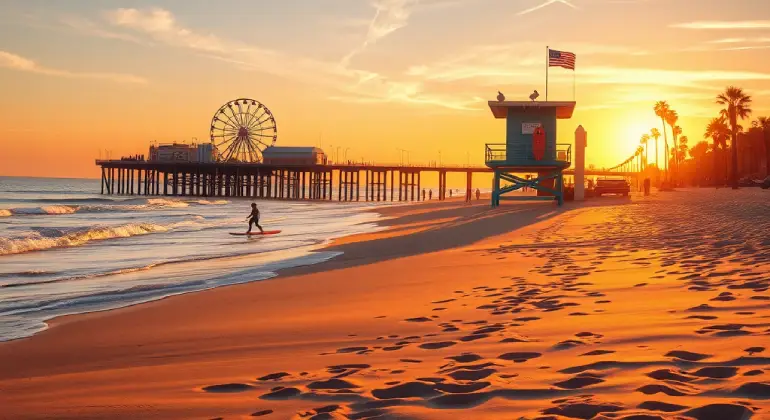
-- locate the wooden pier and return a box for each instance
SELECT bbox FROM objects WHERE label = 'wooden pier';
[96,160,639,202]
[95,161,497,202]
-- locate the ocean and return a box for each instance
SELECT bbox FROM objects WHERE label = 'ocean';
[0,176,387,342]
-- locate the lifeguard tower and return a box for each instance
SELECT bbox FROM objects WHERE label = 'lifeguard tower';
[485,100,575,206]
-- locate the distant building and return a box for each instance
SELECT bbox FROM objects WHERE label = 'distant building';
[149,143,215,163]
[262,146,326,165]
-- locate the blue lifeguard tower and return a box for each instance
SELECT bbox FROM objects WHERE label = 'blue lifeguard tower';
[485,100,575,206]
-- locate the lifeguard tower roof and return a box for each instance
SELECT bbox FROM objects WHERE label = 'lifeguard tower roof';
[488,101,576,119]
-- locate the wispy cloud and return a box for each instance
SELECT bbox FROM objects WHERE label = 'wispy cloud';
[341,0,418,66]
[406,42,648,84]
[576,66,770,88]
[671,20,770,30]
[517,0,578,16]
[707,37,770,44]
[61,15,146,45]
[0,50,147,84]
[90,7,475,111]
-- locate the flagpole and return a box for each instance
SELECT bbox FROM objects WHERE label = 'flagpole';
[545,46,549,101]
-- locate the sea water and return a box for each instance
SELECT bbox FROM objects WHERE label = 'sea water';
[0,176,387,341]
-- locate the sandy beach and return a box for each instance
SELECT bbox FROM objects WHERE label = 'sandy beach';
[2,190,770,420]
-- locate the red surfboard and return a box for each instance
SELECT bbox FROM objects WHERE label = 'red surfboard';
[229,230,282,236]
[532,126,546,161]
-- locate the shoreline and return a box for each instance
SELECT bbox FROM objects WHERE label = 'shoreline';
[33,195,531,339]
[10,191,768,419]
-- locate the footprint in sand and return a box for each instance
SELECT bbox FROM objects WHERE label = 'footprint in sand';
[260,387,302,399]
[446,353,483,363]
[336,346,368,354]
[637,401,689,413]
[307,378,360,390]
[552,375,605,389]
[419,341,456,350]
[405,317,432,322]
[580,349,615,357]
[497,352,541,362]
[665,350,712,362]
[258,372,290,381]
[202,383,254,393]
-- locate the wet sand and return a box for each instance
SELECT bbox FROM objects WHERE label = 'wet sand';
[1,190,770,419]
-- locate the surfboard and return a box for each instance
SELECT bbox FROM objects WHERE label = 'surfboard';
[229,230,282,236]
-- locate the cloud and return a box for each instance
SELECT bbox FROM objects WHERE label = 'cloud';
[671,20,770,30]
[95,7,474,111]
[341,0,418,66]
[576,66,770,88]
[706,37,770,44]
[0,50,147,84]
[405,42,648,84]
[517,0,578,16]
[60,15,146,45]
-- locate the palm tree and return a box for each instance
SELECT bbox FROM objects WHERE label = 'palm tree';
[637,146,644,173]
[670,123,682,181]
[640,134,650,170]
[679,135,689,165]
[654,101,671,179]
[650,127,661,172]
[716,86,752,188]
[752,116,770,177]
[704,116,730,186]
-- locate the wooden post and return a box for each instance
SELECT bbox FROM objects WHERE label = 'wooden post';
[417,171,421,201]
[338,170,342,201]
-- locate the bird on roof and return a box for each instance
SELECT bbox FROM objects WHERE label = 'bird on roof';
[497,91,505,102]
[530,90,540,102]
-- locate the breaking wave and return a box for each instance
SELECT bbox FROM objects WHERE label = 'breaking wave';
[0,197,227,217]
[0,223,169,256]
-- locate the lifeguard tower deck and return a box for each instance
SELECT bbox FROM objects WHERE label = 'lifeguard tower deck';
[485,100,575,206]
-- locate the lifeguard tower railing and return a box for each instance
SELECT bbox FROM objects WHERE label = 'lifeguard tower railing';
[485,143,572,167]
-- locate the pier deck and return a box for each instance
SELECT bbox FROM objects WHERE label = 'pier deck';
[95,160,637,202]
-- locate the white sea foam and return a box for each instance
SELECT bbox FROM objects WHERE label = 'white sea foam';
[195,199,229,205]
[0,223,169,256]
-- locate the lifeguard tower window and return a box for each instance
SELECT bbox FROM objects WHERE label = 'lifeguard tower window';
[484,101,576,206]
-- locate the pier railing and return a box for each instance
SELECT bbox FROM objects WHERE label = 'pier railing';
[484,143,572,166]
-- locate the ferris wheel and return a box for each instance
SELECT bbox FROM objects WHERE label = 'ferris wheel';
[210,98,277,163]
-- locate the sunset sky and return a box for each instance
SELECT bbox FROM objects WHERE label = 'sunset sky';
[1,0,770,178]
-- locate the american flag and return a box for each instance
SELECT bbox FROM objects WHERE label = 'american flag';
[548,49,576,70]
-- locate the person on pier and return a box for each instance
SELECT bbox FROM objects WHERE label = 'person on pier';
[246,203,264,234]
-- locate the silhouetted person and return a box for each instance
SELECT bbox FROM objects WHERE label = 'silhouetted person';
[475,188,480,200]
[246,203,263,233]
[428,189,433,200]
[422,189,426,201]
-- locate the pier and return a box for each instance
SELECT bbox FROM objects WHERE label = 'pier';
[95,160,639,202]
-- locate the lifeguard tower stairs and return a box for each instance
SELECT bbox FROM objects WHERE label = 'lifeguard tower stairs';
[485,101,575,206]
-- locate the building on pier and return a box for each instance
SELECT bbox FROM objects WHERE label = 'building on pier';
[262,146,326,166]
[149,142,215,163]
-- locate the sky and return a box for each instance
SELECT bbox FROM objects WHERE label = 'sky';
[1,0,770,178]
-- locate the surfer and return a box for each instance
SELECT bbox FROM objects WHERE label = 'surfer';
[246,203,264,234]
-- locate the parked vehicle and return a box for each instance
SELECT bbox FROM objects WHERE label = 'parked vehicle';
[594,179,630,197]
